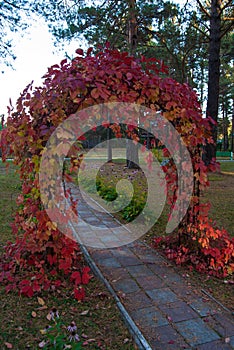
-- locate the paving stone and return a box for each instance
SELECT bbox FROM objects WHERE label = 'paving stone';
[99,235,121,245]
[162,272,185,285]
[111,246,136,257]
[124,290,153,311]
[150,324,190,349]
[211,313,234,337]
[101,266,130,281]
[137,253,167,264]
[230,336,234,347]
[175,318,220,347]
[101,220,121,228]
[146,287,179,304]
[148,263,177,278]
[77,209,88,214]
[127,264,154,277]
[129,241,163,263]
[130,242,164,257]
[84,217,102,224]
[131,306,168,328]
[94,223,110,228]
[135,275,165,290]
[188,298,217,317]
[113,278,140,294]
[96,257,121,268]
[111,247,142,266]
[79,212,93,219]
[77,220,90,227]
[94,228,113,237]
[94,213,111,220]
[83,238,105,248]
[195,339,233,349]
[159,301,198,322]
[89,249,114,260]
[171,285,194,301]
[105,220,120,227]
[116,256,142,267]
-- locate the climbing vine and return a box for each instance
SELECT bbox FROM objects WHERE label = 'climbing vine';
[0,47,233,299]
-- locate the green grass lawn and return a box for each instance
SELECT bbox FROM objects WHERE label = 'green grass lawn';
[219,160,234,174]
[0,163,21,246]
[76,160,234,237]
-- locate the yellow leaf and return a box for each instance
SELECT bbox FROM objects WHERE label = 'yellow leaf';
[37,305,48,311]
[37,297,45,306]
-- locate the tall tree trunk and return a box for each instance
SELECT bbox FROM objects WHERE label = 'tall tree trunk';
[223,106,229,151]
[128,0,137,55]
[126,0,139,168]
[231,102,234,152]
[203,0,221,164]
[107,110,112,163]
[200,61,205,106]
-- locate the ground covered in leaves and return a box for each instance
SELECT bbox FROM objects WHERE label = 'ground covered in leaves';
[0,160,233,348]
[0,162,136,349]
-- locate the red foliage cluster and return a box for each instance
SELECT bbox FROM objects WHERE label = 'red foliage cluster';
[154,216,234,278]
[0,47,233,299]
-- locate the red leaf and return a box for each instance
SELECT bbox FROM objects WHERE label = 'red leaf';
[102,121,110,128]
[82,267,91,285]
[87,47,93,56]
[60,58,67,66]
[64,173,73,182]
[76,48,84,56]
[71,271,82,286]
[21,285,34,297]
[47,254,57,266]
[74,287,85,301]
[32,281,41,292]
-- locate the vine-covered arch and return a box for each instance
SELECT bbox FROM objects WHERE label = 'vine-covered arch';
[0,47,233,298]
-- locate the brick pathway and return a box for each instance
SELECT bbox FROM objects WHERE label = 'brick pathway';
[68,184,234,350]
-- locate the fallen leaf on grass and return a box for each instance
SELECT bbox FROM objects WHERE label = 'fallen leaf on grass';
[37,297,45,306]
[83,339,96,345]
[46,313,52,321]
[4,343,13,349]
[80,310,89,316]
[37,305,48,311]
